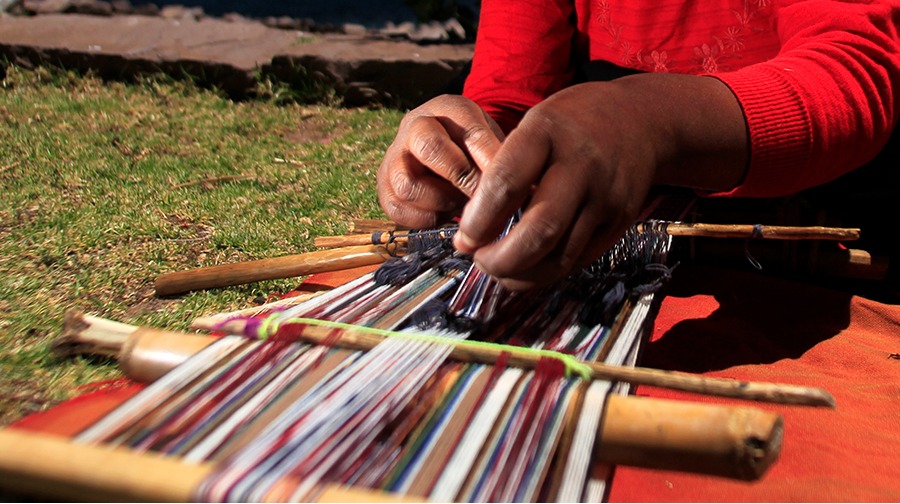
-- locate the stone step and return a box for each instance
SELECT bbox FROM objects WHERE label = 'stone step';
[0,13,473,107]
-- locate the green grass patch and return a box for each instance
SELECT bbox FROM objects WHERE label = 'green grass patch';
[0,65,401,425]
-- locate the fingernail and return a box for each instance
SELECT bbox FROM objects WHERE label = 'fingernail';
[453,231,477,254]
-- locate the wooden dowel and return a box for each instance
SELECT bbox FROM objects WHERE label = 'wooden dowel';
[660,222,860,241]
[267,322,832,408]
[58,311,833,408]
[153,244,397,297]
[349,218,403,233]
[314,223,861,251]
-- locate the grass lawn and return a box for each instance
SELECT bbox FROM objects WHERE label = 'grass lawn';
[0,65,402,425]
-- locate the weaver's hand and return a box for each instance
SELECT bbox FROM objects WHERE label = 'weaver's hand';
[454,74,749,289]
[377,94,505,229]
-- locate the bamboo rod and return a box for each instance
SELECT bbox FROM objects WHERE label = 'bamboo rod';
[598,393,782,480]
[0,429,212,502]
[53,311,213,383]
[154,244,398,297]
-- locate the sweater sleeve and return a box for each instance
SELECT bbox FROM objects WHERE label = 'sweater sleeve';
[462,0,578,134]
[713,0,900,197]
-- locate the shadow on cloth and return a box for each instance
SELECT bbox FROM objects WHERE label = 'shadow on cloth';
[640,264,852,373]
[612,263,900,502]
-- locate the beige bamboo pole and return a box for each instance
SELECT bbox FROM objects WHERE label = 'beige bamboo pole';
[0,429,415,502]
[154,244,397,297]
[54,311,213,383]
[0,429,211,502]
[0,395,779,503]
[599,393,782,480]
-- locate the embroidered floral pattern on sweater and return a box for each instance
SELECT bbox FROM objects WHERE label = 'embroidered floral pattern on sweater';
[594,0,772,73]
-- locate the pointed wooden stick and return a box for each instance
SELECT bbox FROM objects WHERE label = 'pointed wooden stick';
[190,291,323,331]
[154,244,399,297]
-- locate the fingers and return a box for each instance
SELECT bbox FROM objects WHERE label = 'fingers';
[434,115,504,192]
[377,149,465,228]
[472,161,586,275]
[407,116,484,197]
[470,162,612,290]
[454,117,553,253]
[377,97,504,229]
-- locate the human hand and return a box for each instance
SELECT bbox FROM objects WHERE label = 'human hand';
[453,74,748,289]
[377,94,505,229]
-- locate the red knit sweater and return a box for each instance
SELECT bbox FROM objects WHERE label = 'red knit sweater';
[462,0,900,197]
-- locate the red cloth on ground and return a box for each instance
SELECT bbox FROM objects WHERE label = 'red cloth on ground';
[11,265,900,501]
[463,0,900,197]
[610,265,900,502]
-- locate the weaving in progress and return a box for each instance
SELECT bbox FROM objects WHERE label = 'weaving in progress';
[0,197,846,502]
[77,222,669,502]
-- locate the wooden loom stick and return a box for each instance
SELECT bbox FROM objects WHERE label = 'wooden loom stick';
[350,218,404,233]
[313,223,860,249]
[58,310,832,409]
[315,232,409,248]
[154,244,397,297]
[654,222,860,240]
[53,311,214,383]
[214,319,835,408]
